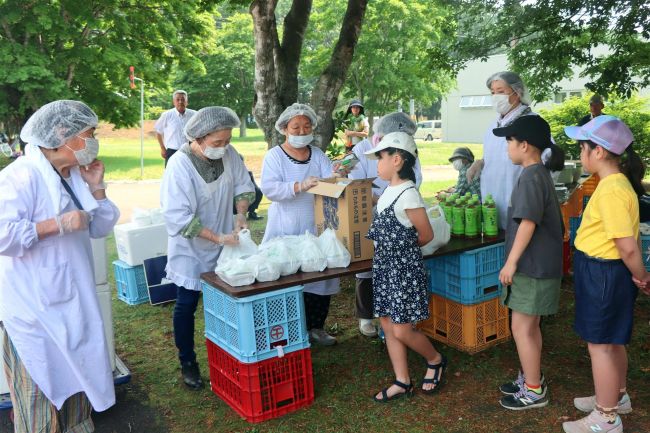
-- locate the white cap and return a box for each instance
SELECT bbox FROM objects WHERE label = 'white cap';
[364,131,417,159]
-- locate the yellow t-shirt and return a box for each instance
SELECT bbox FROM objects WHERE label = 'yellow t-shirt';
[575,173,639,259]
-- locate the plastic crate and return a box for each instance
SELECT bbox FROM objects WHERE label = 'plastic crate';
[566,186,583,218]
[427,243,504,305]
[560,202,571,241]
[582,195,591,211]
[417,294,510,354]
[569,216,582,247]
[202,283,309,363]
[206,339,314,423]
[581,175,599,196]
[563,240,571,276]
[642,234,650,271]
[113,260,149,305]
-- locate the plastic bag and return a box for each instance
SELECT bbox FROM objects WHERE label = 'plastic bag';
[216,229,258,268]
[297,232,328,272]
[420,205,451,256]
[317,229,351,268]
[131,208,152,227]
[247,254,281,282]
[258,238,302,276]
[215,258,256,287]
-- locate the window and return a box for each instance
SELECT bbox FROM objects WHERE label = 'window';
[459,95,492,108]
[555,91,583,103]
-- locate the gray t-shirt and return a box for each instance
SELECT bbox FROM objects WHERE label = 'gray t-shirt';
[505,163,564,278]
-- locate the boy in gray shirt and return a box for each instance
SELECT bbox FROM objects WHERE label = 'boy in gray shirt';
[492,115,564,411]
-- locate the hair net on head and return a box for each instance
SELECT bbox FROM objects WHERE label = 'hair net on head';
[20,100,98,149]
[184,106,240,141]
[373,112,417,136]
[486,71,532,105]
[274,103,318,134]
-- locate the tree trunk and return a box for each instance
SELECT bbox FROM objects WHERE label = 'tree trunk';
[239,115,247,138]
[250,0,367,150]
[310,0,368,150]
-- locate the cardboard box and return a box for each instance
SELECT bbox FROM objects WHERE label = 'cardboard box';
[310,178,374,262]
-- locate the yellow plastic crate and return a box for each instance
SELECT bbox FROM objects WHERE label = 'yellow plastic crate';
[417,294,510,354]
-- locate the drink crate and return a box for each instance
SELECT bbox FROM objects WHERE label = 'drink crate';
[566,186,583,218]
[201,282,309,363]
[569,216,582,247]
[642,234,650,271]
[417,294,510,354]
[113,260,149,305]
[563,240,571,276]
[426,243,504,305]
[581,174,599,196]
[560,202,571,241]
[206,339,314,423]
[582,195,591,211]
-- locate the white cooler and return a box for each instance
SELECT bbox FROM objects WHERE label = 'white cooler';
[114,222,168,266]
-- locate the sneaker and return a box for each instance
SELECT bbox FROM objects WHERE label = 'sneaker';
[248,211,263,220]
[562,410,623,433]
[181,361,204,390]
[574,393,633,415]
[309,328,337,346]
[500,384,549,410]
[499,371,546,395]
[359,319,378,337]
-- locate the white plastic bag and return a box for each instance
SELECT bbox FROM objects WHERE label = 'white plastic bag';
[420,205,451,256]
[297,232,328,272]
[258,238,302,276]
[131,208,152,227]
[317,229,351,268]
[247,254,281,282]
[216,229,258,268]
[215,258,256,287]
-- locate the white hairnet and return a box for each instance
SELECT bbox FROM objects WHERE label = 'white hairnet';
[184,106,240,141]
[486,71,532,105]
[373,112,417,136]
[275,103,318,133]
[20,100,98,149]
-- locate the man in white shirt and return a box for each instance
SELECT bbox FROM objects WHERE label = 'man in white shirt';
[155,90,197,166]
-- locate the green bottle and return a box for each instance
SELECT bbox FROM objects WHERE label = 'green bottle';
[485,197,499,237]
[482,194,492,235]
[452,199,465,237]
[441,195,453,226]
[474,198,483,236]
[464,199,479,238]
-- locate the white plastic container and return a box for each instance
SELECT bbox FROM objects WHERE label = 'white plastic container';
[90,237,108,285]
[114,222,168,266]
[96,290,116,371]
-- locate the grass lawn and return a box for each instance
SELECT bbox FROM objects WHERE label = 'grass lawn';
[417,141,483,166]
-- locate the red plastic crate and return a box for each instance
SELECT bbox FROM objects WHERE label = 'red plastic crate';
[563,240,571,275]
[206,339,314,423]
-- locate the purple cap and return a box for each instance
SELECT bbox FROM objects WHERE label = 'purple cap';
[564,115,633,155]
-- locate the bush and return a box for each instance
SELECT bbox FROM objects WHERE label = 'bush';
[146,106,166,121]
[539,94,650,160]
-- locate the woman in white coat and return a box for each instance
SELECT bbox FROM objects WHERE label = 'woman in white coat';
[161,106,254,390]
[467,71,535,229]
[260,103,339,346]
[0,100,120,432]
[348,112,423,338]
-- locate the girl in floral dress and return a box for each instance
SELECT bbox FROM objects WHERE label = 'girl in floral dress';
[365,131,447,402]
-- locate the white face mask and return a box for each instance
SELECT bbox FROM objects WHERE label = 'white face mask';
[288,134,313,148]
[202,144,227,160]
[452,159,465,171]
[491,93,513,115]
[68,136,99,166]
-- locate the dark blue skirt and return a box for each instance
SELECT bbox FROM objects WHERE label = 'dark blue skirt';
[573,250,639,344]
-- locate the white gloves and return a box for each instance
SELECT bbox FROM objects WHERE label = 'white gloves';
[298,176,319,193]
[55,210,90,235]
[466,159,484,183]
[216,233,239,246]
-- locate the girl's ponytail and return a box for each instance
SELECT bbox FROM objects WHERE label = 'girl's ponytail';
[620,146,646,197]
[543,144,566,172]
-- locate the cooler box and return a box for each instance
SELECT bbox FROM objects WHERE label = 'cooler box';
[114,222,168,266]
[96,283,116,372]
[90,237,108,285]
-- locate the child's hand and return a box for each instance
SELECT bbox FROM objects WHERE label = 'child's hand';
[633,274,650,295]
[499,261,517,286]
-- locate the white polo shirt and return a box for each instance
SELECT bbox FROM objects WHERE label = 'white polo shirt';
[154,108,197,150]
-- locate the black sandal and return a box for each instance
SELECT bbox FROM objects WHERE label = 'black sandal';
[421,354,447,394]
[373,379,414,403]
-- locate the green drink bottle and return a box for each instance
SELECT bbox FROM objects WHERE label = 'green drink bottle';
[485,197,499,237]
[464,199,479,238]
[452,199,465,237]
[441,195,453,226]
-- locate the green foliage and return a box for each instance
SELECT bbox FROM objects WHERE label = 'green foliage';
[433,0,650,100]
[0,0,217,130]
[539,94,650,160]
[174,11,255,117]
[303,0,454,117]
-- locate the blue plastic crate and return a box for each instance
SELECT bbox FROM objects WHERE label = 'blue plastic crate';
[642,234,650,271]
[202,283,310,363]
[569,216,582,247]
[427,242,504,304]
[113,260,149,305]
[582,195,591,211]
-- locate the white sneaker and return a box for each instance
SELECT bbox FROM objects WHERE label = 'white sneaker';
[309,328,337,346]
[563,410,623,433]
[359,319,377,337]
[574,393,632,414]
